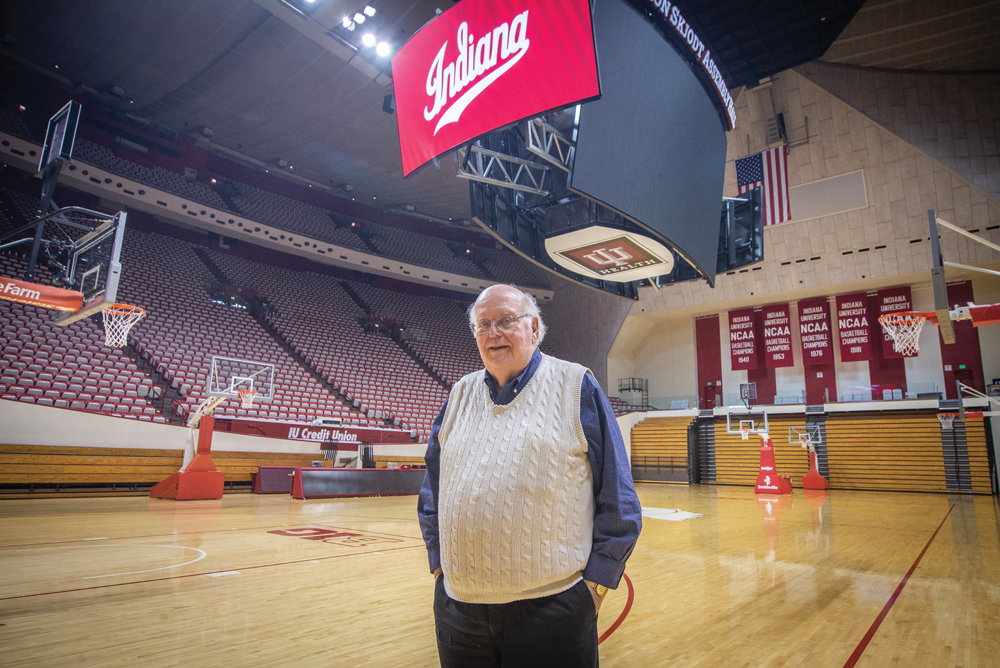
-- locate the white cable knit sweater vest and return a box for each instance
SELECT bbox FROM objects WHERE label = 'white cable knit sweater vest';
[438,354,594,604]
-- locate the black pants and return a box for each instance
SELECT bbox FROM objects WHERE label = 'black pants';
[433,577,599,668]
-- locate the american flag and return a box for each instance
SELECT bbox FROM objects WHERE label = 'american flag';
[736,145,790,226]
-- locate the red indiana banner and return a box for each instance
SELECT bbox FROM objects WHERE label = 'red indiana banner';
[836,293,872,362]
[729,308,757,370]
[798,297,833,365]
[761,303,793,367]
[875,286,913,358]
[391,0,600,176]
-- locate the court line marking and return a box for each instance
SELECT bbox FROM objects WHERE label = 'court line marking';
[206,571,240,577]
[842,503,955,668]
[16,544,208,579]
[310,522,425,541]
[0,544,425,601]
[2,520,423,549]
[598,573,634,645]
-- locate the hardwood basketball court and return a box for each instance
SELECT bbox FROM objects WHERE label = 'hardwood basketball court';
[2,484,997,667]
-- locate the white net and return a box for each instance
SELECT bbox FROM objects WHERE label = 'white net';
[878,313,926,356]
[102,304,146,347]
[938,414,955,430]
[238,388,258,409]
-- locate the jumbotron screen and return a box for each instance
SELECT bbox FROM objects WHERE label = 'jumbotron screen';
[391,0,600,177]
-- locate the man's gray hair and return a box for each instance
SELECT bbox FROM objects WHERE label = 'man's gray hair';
[467,285,547,346]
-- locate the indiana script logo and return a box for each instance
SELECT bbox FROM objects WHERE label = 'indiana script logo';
[423,11,530,135]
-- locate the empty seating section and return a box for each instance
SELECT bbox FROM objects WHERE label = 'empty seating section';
[116,230,368,425]
[630,417,691,482]
[205,249,446,436]
[60,134,547,284]
[825,411,950,493]
[72,139,228,210]
[0,255,160,420]
[2,188,39,227]
[1,187,90,242]
[713,415,810,487]
[0,108,36,140]
[366,224,486,278]
[478,246,546,288]
[608,397,648,416]
[347,281,483,386]
[224,180,369,253]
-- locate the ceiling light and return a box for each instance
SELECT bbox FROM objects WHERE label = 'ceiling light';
[342,17,353,28]
[364,5,376,17]
[354,12,366,24]
[376,42,390,57]
[361,33,376,47]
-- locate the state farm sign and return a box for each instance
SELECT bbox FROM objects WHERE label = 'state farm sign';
[392,0,600,176]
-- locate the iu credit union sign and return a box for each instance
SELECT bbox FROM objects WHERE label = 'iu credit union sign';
[391,0,601,176]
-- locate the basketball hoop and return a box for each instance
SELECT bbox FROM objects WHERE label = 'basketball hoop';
[799,436,811,448]
[739,426,751,440]
[937,413,956,430]
[238,388,258,409]
[102,303,146,347]
[878,312,926,356]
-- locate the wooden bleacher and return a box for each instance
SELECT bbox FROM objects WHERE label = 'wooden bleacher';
[630,417,692,482]
[714,415,810,487]
[825,411,947,493]
[372,455,425,469]
[964,418,993,494]
[0,444,320,497]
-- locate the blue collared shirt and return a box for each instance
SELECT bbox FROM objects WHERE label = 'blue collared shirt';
[417,348,642,590]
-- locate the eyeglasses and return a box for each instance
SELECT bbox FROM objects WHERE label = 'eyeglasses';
[470,313,529,335]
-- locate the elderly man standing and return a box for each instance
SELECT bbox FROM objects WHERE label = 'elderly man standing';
[418,284,641,668]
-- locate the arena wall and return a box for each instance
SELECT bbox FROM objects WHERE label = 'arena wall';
[0,400,427,459]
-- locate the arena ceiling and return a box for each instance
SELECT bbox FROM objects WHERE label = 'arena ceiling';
[1,0,996,225]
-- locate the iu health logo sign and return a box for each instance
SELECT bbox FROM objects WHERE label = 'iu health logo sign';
[392,0,600,176]
[558,236,666,276]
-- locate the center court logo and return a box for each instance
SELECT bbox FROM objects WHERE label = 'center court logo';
[423,11,530,135]
[557,236,667,276]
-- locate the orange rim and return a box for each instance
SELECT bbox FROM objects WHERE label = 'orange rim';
[104,303,146,317]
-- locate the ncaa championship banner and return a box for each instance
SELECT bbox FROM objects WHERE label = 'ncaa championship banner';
[798,296,833,366]
[391,0,601,176]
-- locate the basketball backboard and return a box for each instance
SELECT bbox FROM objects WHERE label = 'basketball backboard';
[726,407,768,435]
[207,356,276,403]
[52,210,127,326]
[38,100,81,172]
[788,425,822,446]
